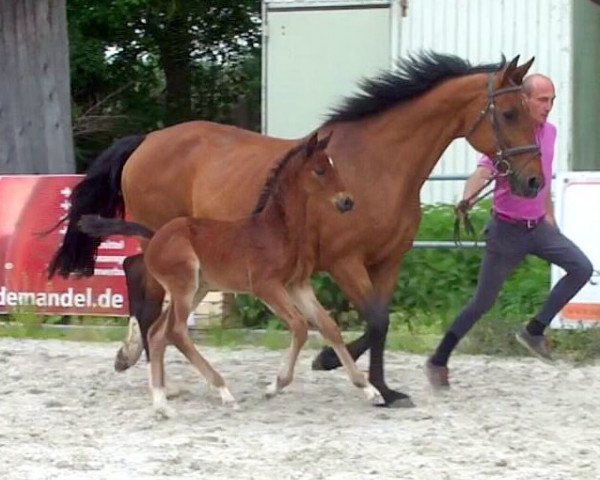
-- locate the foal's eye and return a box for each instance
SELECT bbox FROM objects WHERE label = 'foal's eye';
[503,109,518,122]
[314,166,326,176]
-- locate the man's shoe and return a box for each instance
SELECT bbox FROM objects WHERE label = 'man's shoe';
[515,328,553,363]
[425,357,450,390]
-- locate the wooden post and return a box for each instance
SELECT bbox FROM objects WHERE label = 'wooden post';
[0,0,74,174]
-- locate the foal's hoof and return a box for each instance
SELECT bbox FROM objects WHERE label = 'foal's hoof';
[153,404,176,420]
[378,389,415,409]
[264,385,278,399]
[311,346,341,371]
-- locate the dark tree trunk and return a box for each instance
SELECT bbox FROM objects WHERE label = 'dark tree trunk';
[157,8,192,125]
[0,0,74,173]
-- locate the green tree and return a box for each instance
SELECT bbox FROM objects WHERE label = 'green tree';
[67,0,261,169]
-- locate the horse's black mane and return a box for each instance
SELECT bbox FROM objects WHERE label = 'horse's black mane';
[252,141,306,215]
[326,51,504,124]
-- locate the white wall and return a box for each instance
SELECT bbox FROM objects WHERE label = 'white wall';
[263,0,574,204]
[399,0,572,203]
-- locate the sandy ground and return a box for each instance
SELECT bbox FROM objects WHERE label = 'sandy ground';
[1,338,599,480]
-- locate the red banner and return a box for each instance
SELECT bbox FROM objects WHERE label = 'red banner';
[0,175,140,316]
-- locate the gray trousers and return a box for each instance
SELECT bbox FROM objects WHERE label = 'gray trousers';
[449,216,594,339]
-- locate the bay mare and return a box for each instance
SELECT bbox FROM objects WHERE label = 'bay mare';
[79,133,385,416]
[48,53,542,407]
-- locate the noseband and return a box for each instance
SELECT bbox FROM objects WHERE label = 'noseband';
[466,74,540,176]
[454,74,542,245]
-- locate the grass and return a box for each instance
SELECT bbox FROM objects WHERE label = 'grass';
[0,316,433,352]
[2,310,599,363]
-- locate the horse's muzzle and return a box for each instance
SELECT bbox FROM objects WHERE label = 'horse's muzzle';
[525,175,544,197]
[333,193,354,213]
[511,173,544,198]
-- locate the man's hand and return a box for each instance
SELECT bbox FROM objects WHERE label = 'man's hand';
[454,199,471,221]
[453,199,476,243]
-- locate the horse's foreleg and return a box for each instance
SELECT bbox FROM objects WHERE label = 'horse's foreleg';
[256,284,308,397]
[316,258,413,408]
[116,254,165,372]
[310,260,372,371]
[289,284,384,405]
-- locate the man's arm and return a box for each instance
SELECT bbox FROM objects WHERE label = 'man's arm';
[463,166,493,205]
[545,190,556,225]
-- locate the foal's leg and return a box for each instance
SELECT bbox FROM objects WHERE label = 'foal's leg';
[255,284,308,397]
[289,284,384,405]
[116,254,165,371]
[168,285,238,409]
[147,308,173,418]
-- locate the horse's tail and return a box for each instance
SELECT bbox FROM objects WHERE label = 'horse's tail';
[78,215,154,240]
[47,135,146,279]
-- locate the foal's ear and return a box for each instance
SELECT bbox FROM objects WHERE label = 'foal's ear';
[510,57,535,85]
[316,131,333,151]
[305,132,319,157]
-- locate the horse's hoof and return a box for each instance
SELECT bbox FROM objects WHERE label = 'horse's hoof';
[311,346,341,371]
[377,390,415,409]
[114,348,132,372]
[385,396,416,409]
[424,357,450,390]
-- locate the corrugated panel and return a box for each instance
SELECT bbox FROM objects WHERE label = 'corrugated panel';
[399,0,572,204]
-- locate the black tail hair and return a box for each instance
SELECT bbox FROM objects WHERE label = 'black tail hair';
[78,215,154,240]
[47,135,146,279]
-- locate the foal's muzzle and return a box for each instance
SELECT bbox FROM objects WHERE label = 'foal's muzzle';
[333,193,354,213]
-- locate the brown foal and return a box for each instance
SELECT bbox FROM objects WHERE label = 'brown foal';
[79,132,383,417]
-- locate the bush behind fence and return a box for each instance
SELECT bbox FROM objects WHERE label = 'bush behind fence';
[233,201,550,334]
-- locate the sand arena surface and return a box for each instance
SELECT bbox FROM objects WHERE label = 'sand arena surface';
[1,338,599,480]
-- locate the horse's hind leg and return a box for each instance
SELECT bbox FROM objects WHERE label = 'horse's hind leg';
[167,279,238,409]
[255,284,308,397]
[115,254,165,372]
[147,308,174,418]
[289,283,384,405]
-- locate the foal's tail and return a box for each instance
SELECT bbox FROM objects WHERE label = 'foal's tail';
[47,135,146,279]
[78,215,154,241]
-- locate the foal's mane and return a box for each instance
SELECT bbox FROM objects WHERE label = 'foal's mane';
[326,51,505,124]
[252,141,307,215]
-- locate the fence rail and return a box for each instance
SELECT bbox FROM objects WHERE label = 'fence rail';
[414,174,486,249]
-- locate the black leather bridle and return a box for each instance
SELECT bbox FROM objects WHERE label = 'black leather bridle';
[454,74,542,244]
[465,74,540,176]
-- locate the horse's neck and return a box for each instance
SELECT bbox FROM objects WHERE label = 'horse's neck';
[337,76,480,192]
[259,179,309,253]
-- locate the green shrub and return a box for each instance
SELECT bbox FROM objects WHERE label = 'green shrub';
[231,200,551,334]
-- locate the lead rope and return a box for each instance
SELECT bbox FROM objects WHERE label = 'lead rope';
[453,180,491,246]
[452,164,512,246]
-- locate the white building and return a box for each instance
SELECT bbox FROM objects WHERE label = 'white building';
[262,0,600,204]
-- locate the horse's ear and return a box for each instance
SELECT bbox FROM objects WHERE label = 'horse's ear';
[316,131,333,151]
[305,132,319,157]
[510,57,535,85]
[500,55,520,85]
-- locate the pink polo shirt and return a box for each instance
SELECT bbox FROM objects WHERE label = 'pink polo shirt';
[478,122,556,220]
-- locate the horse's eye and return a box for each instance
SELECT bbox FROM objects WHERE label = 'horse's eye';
[314,166,326,176]
[503,109,518,122]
